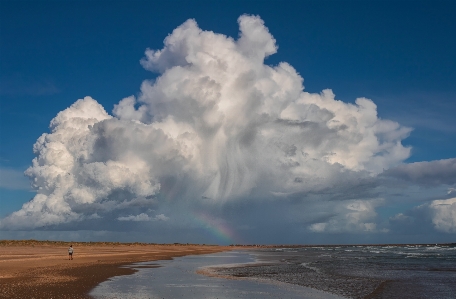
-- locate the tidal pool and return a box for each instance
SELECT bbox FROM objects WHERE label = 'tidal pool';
[90,251,345,299]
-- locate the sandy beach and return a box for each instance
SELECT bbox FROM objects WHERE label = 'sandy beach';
[0,240,235,299]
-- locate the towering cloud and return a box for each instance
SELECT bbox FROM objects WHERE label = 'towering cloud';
[1,15,412,233]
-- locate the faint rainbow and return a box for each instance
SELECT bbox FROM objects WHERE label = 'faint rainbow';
[155,180,242,244]
[192,211,241,245]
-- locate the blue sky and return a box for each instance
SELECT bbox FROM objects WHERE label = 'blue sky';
[0,0,455,244]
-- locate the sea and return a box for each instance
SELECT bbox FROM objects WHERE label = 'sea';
[90,244,456,299]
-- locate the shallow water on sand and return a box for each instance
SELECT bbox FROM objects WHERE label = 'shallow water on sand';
[89,251,345,299]
[90,245,456,299]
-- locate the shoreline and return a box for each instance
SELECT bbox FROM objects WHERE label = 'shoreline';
[0,240,239,299]
[203,244,456,299]
[2,241,453,298]
[202,249,380,299]
[90,250,346,299]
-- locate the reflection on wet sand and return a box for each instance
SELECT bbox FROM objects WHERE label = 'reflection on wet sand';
[90,251,346,299]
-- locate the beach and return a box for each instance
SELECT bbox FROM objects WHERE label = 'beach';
[0,240,234,299]
[2,241,455,299]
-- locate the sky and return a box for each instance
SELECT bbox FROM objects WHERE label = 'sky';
[0,0,455,245]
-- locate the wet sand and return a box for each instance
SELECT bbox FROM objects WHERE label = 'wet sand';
[90,251,346,299]
[210,246,456,299]
[0,240,236,299]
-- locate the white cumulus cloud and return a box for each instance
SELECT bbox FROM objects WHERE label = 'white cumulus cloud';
[429,197,456,233]
[308,199,384,233]
[1,15,413,234]
[117,213,169,222]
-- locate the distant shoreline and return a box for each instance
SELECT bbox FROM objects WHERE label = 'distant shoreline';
[1,239,454,247]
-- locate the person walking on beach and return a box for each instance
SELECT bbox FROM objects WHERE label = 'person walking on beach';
[68,245,73,260]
